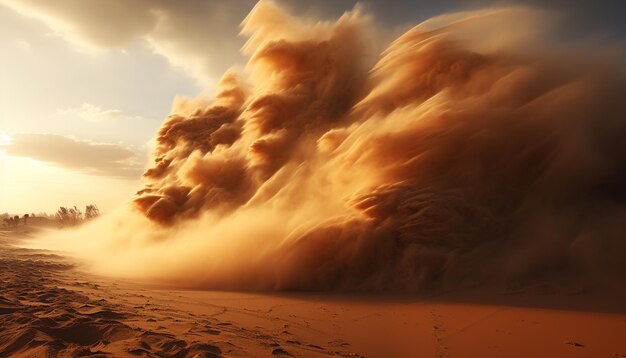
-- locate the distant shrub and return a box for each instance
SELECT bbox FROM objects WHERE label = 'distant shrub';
[56,206,83,227]
[2,216,19,228]
[55,204,101,227]
[84,205,100,220]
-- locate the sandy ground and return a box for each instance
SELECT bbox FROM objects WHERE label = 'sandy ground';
[1,227,625,357]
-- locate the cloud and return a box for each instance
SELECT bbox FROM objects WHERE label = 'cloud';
[0,0,255,87]
[1,0,625,89]
[1,133,144,179]
[57,103,139,123]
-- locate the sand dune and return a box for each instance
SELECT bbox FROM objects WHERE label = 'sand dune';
[1,228,624,357]
[0,229,356,357]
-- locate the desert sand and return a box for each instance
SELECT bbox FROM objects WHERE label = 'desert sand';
[0,227,624,358]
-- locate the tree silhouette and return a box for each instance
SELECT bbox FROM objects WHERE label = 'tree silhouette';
[84,205,100,220]
[56,206,82,227]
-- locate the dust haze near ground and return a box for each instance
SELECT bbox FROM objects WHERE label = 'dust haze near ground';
[40,1,626,291]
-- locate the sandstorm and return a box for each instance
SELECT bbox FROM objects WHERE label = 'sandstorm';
[42,1,626,291]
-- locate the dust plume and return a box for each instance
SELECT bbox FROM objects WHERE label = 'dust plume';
[45,1,626,290]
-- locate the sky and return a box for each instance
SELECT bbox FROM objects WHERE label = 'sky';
[1,0,624,214]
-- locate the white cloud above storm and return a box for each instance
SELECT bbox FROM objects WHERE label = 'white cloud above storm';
[0,0,256,87]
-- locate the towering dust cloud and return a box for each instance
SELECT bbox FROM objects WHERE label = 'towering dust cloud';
[69,2,626,290]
